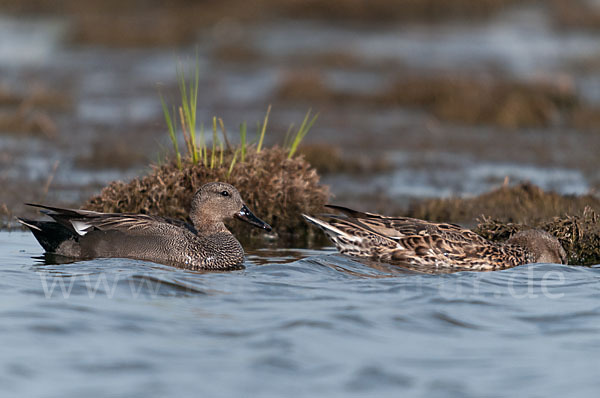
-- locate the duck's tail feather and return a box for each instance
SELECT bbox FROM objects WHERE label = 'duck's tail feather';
[16,217,42,231]
[25,203,102,235]
[324,204,384,219]
[302,214,348,238]
[25,203,100,218]
[17,217,78,253]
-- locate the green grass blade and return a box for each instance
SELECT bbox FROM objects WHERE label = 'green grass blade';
[240,122,247,163]
[219,140,224,166]
[288,109,319,159]
[227,148,240,179]
[189,56,199,161]
[178,105,193,160]
[200,123,207,166]
[159,93,182,169]
[176,59,201,163]
[211,116,217,169]
[283,123,295,149]
[256,104,271,153]
[218,117,232,151]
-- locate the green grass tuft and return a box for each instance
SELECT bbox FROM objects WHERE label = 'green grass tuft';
[159,94,182,170]
[159,58,318,178]
[287,109,318,159]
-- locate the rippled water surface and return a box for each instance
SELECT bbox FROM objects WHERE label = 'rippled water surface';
[2,231,600,397]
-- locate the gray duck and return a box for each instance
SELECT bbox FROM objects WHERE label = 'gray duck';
[303,205,566,271]
[18,182,271,270]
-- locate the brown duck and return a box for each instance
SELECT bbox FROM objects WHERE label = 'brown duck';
[18,182,271,270]
[303,205,566,271]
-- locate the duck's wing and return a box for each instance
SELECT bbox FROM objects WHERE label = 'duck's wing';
[26,203,195,236]
[303,212,403,255]
[325,204,486,244]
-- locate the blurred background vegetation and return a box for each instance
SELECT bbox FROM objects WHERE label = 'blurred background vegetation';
[1,0,599,234]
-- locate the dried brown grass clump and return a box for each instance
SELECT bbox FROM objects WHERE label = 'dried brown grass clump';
[3,0,270,46]
[275,73,581,129]
[3,0,522,45]
[0,84,71,110]
[3,0,278,47]
[0,106,58,138]
[84,147,329,243]
[298,143,392,175]
[476,207,600,265]
[297,51,366,69]
[572,106,600,131]
[0,203,11,229]
[73,13,198,47]
[212,42,263,64]
[0,84,70,138]
[75,139,148,170]
[551,0,600,30]
[276,70,334,103]
[377,76,577,129]
[280,0,521,22]
[407,182,600,225]
[407,183,600,265]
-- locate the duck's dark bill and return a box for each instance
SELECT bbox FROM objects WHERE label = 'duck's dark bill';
[235,204,272,231]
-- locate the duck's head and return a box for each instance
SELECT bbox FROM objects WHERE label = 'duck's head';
[190,182,272,233]
[506,229,567,264]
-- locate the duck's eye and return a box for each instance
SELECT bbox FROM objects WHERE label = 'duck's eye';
[221,190,230,197]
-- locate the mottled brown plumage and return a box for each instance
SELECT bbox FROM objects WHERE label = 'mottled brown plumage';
[18,182,271,270]
[304,205,566,272]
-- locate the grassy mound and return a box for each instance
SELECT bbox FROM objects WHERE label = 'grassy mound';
[82,56,329,245]
[407,183,600,265]
[376,76,577,129]
[298,143,392,175]
[476,208,600,265]
[84,147,329,244]
[408,182,600,225]
[276,72,581,130]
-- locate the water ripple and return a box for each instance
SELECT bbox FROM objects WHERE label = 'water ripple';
[3,232,600,397]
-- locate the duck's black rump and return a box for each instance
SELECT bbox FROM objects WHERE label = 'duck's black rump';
[17,218,79,253]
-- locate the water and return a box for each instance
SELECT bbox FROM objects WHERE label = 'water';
[2,231,600,397]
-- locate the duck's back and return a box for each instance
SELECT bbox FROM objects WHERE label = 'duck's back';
[306,206,530,271]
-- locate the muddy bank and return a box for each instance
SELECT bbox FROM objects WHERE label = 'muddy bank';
[84,147,329,243]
